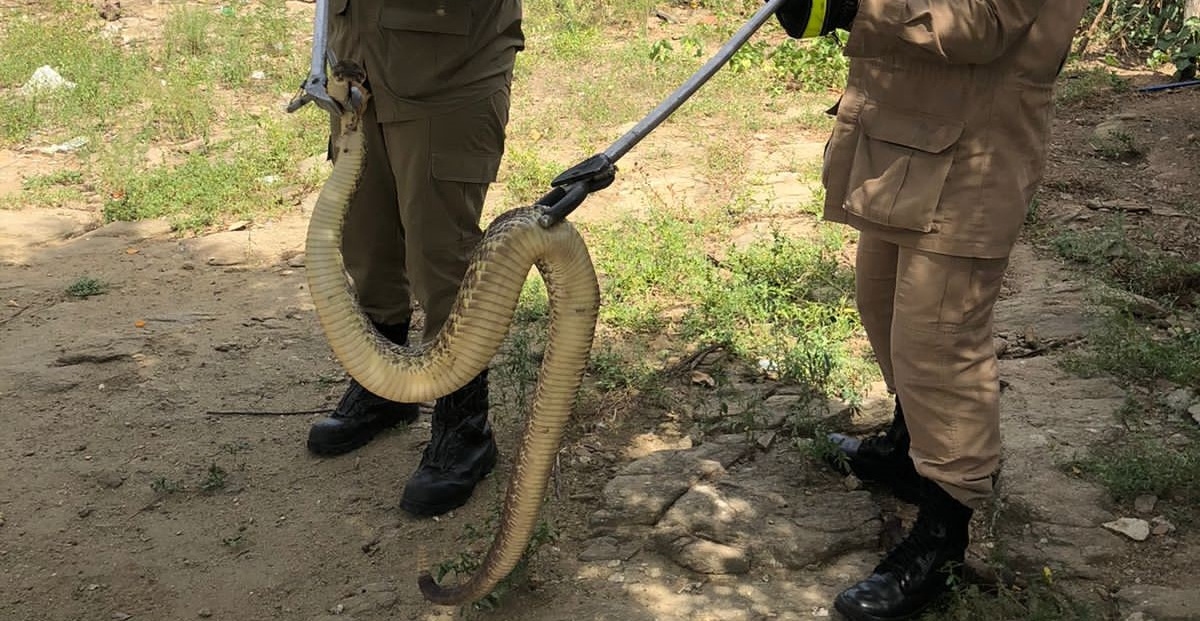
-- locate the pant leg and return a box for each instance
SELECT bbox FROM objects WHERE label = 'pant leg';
[854,233,900,392]
[889,247,1009,509]
[340,101,413,327]
[381,88,511,343]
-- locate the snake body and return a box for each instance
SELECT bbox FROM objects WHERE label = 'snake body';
[306,72,600,605]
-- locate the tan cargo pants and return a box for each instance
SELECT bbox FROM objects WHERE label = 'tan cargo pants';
[339,88,510,342]
[854,232,1009,509]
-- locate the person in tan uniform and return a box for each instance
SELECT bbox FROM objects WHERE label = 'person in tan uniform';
[305,0,524,518]
[775,0,1087,618]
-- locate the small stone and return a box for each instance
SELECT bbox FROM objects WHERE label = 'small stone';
[198,609,212,618]
[1188,403,1200,426]
[1124,612,1148,621]
[112,613,133,621]
[1133,494,1157,515]
[1150,516,1176,536]
[843,474,862,491]
[0,511,5,527]
[78,507,94,518]
[1166,433,1191,447]
[607,572,626,583]
[1163,388,1196,414]
[1102,517,1151,541]
[227,220,249,232]
[250,70,266,80]
[287,253,306,268]
[95,470,126,489]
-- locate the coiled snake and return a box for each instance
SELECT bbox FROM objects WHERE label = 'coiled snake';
[306,67,600,605]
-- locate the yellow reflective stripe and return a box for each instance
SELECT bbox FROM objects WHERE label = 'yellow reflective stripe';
[803,0,828,38]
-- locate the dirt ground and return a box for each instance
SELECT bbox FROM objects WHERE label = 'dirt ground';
[3,3,1200,621]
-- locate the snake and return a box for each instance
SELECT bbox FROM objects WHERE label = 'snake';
[305,66,601,605]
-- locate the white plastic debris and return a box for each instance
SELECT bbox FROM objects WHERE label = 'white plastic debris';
[250,70,267,80]
[18,65,77,96]
[35,137,89,154]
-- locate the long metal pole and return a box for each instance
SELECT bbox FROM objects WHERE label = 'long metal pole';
[602,0,790,163]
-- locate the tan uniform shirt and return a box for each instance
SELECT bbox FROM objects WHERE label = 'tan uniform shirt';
[329,0,524,122]
[821,0,1088,258]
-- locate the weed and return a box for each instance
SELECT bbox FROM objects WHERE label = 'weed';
[1066,311,1200,386]
[433,512,559,610]
[768,35,850,93]
[22,170,83,189]
[164,7,213,59]
[200,464,228,492]
[501,148,562,205]
[1090,128,1141,161]
[151,477,182,495]
[925,579,1101,620]
[1052,222,1200,301]
[1069,439,1200,505]
[684,227,869,398]
[1055,66,1130,106]
[66,276,107,298]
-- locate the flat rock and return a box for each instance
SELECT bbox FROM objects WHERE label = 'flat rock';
[994,245,1088,342]
[54,336,143,366]
[592,437,751,528]
[578,535,642,562]
[1118,584,1200,620]
[1103,517,1151,541]
[653,480,879,573]
[81,219,173,241]
[660,536,750,575]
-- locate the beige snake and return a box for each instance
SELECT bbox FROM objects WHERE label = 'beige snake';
[306,68,600,605]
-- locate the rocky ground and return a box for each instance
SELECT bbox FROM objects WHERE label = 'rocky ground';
[2,2,1200,620]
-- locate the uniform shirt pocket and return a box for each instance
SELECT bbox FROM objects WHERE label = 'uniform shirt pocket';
[376,1,472,98]
[844,106,964,233]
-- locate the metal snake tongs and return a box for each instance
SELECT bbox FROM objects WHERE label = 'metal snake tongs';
[537,0,790,227]
[286,0,361,120]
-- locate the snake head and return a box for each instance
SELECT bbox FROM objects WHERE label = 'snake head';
[327,61,371,128]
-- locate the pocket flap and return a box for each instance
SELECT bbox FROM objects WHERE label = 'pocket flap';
[380,2,470,35]
[859,106,964,154]
[432,153,501,184]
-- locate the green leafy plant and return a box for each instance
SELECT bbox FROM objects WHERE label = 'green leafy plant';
[66,276,107,298]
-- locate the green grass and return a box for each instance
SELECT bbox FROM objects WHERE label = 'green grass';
[1055,66,1131,106]
[1052,223,1200,302]
[0,0,316,231]
[1070,439,1200,506]
[1066,311,1200,387]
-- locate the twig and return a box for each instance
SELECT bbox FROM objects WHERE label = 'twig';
[0,305,30,326]
[1075,0,1111,55]
[205,409,328,416]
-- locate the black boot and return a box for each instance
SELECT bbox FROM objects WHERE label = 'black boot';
[400,370,498,517]
[834,478,973,621]
[307,321,420,456]
[826,398,921,502]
